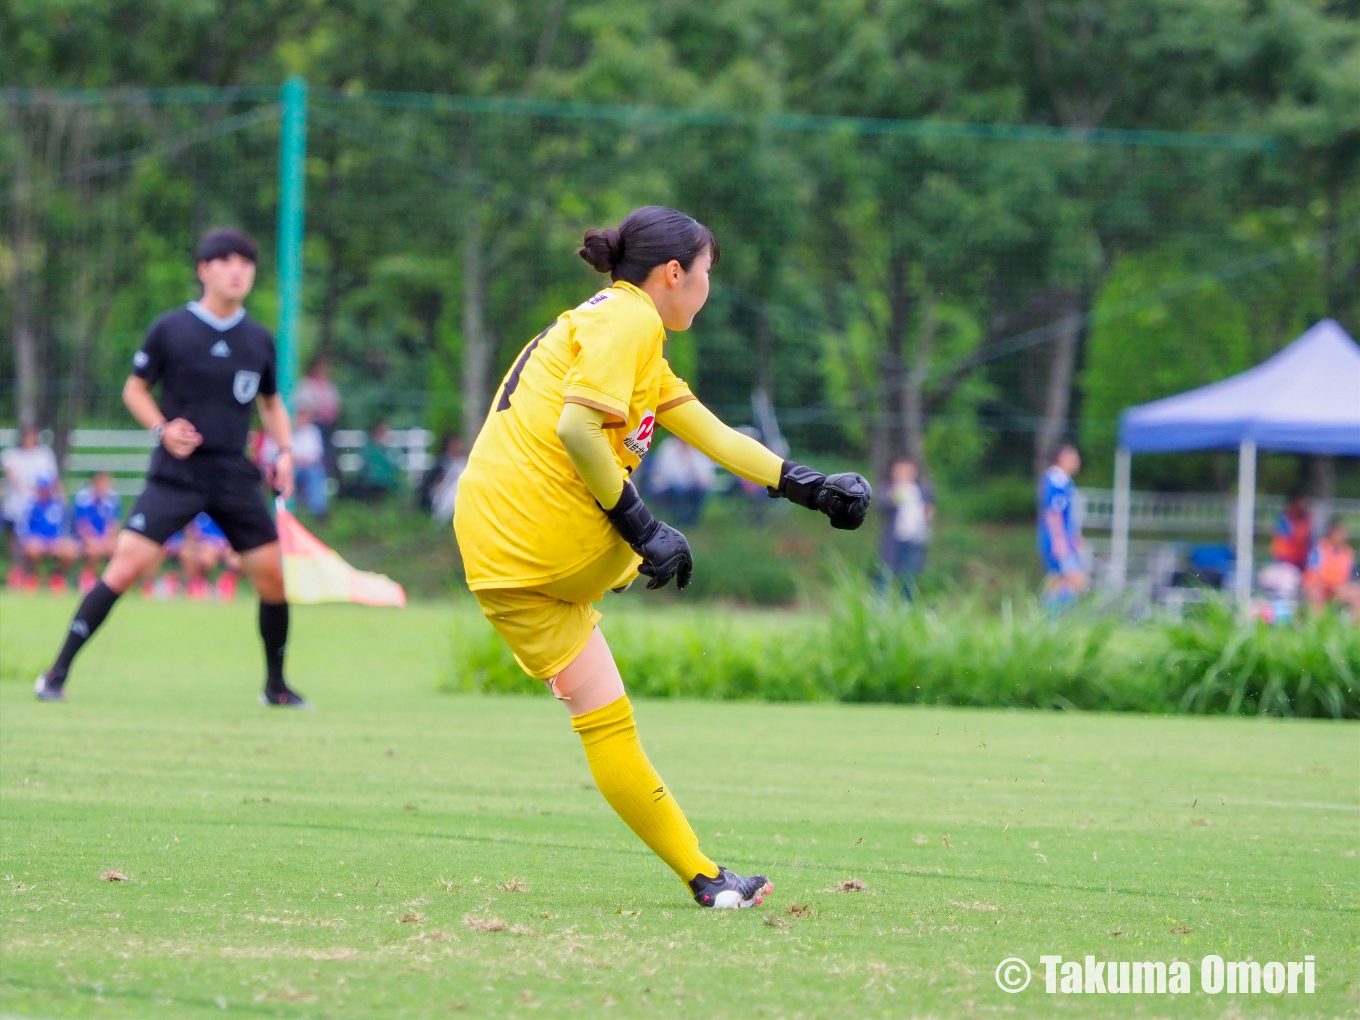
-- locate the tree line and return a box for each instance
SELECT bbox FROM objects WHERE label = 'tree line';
[3,0,1357,491]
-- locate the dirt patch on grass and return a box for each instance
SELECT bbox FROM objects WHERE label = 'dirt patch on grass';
[834,879,867,892]
[302,947,361,961]
[464,916,508,933]
[407,929,454,943]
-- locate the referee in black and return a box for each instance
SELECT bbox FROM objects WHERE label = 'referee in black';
[36,228,307,707]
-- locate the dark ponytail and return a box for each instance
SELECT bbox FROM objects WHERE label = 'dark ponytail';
[578,206,719,284]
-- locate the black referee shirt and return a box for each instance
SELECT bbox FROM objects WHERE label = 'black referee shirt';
[133,305,278,458]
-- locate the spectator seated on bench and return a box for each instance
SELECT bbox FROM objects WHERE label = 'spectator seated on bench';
[19,477,77,593]
[1303,520,1360,618]
[1270,494,1312,571]
[2,425,59,554]
[72,471,122,592]
[1257,559,1303,624]
[148,528,187,600]
[181,513,240,601]
[1172,544,1234,590]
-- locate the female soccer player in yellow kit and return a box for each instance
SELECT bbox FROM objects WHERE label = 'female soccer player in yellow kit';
[455,206,870,908]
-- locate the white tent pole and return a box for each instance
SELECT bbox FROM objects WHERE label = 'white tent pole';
[1110,447,1132,591]
[1235,438,1257,613]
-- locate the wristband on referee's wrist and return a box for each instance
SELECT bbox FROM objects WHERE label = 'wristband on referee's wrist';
[151,422,166,444]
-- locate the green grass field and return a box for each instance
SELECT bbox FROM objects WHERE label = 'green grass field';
[2,594,1357,1018]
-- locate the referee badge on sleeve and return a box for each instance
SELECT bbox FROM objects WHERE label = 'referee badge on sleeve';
[233,370,261,404]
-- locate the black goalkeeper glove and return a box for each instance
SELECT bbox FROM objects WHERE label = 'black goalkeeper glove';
[603,481,693,590]
[768,460,872,530]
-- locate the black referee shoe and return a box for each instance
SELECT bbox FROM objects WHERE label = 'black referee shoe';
[34,672,67,702]
[260,685,310,708]
[689,866,772,909]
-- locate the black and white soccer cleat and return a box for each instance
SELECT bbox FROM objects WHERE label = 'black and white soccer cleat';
[34,672,66,702]
[260,685,310,708]
[689,866,772,909]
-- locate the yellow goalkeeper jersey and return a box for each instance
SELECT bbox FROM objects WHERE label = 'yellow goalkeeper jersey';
[454,280,695,590]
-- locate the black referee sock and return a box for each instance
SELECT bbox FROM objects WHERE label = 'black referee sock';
[259,601,290,693]
[49,580,122,683]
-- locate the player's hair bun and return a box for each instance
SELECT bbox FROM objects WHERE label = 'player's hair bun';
[578,227,623,273]
[576,208,718,285]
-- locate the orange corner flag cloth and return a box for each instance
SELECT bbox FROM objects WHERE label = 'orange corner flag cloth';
[275,499,406,607]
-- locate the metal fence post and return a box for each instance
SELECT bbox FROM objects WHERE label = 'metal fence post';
[276,76,308,407]
[1234,438,1257,613]
[1110,447,1132,591]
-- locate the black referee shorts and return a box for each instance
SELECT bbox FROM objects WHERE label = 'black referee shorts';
[123,453,278,553]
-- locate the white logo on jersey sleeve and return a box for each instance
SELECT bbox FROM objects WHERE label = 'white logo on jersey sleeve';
[233,370,261,404]
[623,411,657,457]
[576,291,614,310]
[133,351,149,369]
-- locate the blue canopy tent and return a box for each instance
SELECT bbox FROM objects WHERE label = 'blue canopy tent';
[1111,319,1360,608]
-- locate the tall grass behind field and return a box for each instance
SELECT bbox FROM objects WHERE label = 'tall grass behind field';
[1162,605,1360,717]
[451,608,815,701]
[446,590,1360,718]
[825,595,1161,710]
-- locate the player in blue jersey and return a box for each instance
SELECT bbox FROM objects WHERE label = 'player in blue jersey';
[183,512,240,599]
[1037,444,1087,608]
[21,477,78,591]
[72,472,122,591]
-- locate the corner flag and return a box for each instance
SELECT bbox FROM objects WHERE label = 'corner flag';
[275,499,406,607]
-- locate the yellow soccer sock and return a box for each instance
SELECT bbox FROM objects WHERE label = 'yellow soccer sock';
[572,695,719,883]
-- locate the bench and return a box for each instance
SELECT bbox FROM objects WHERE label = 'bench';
[0,427,435,496]
[0,428,155,497]
[1079,487,1360,609]
[330,428,434,482]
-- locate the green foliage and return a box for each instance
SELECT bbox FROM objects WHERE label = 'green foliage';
[823,591,1158,711]
[1081,238,1332,486]
[1084,247,1252,456]
[452,608,816,702]
[6,0,1357,485]
[447,585,1360,719]
[1160,605,1360,718]
[938,475,1037,523]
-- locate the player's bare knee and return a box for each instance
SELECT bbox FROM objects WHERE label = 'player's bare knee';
[551,629,626,716]
[102,533,161,593]
[252,571,285,603]
[243,548,285,602]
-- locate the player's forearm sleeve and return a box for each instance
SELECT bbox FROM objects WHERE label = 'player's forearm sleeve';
[657,399,783,490]
[558,401,626,510]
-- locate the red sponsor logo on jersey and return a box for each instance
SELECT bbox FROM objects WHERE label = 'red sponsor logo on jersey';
[623,411,656,457]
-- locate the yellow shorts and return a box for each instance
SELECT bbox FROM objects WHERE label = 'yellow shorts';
[473,541,640,679]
